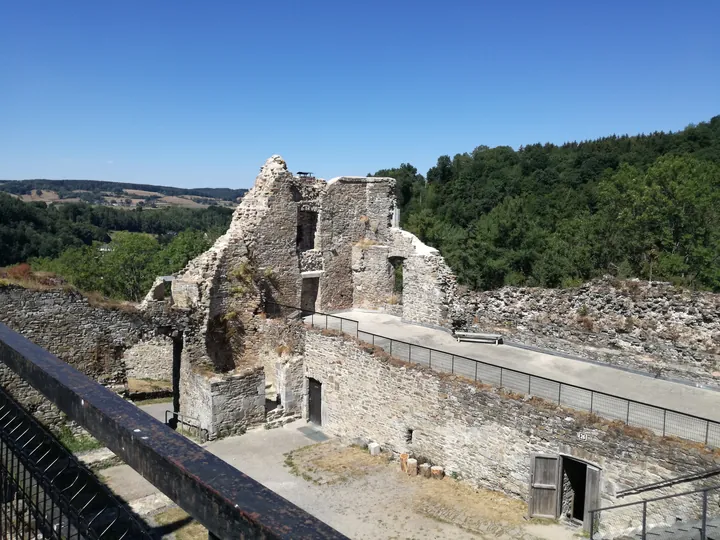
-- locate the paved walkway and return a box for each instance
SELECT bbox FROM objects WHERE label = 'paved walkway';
[330,311,720,423]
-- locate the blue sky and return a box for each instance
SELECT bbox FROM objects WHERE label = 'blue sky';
[1,1,718,189]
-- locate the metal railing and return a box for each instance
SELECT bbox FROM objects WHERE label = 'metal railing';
[165,410,208,443]
[589,485,720,540]
[617,468,720,498]
[0,321,348,540]
[0,384,153,539]
[267,302,720,448]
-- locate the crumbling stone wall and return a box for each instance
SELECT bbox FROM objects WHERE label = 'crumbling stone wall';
[0,284,186,430]
[319,177,395,312]
[456,278,720,387]
[123,335,173,381]
[303,330,720,538]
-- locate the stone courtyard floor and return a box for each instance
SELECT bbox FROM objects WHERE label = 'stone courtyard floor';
[88,417,579,540]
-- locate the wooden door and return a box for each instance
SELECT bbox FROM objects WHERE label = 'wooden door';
[308,378,322,425]
[529,454,560,518]
[583,465,601,531]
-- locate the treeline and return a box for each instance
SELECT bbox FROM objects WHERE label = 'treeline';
[0,179,247,201]
[373,116,720,291]
[31,230,218,301]
[0,193,233,267]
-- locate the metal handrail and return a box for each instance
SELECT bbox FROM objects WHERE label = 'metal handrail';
[617,467,720,498]
[165,409,208,442]
[0,321,348,539]
[588,485,720,540]
[267,301,720,448]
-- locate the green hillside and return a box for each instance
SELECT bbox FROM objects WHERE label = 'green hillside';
[374,116,720,291]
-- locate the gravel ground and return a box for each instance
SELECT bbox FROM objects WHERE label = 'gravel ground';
[98,419,579,540]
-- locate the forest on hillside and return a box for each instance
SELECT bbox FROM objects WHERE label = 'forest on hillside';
[0,179,247,202]
[0,196,232,300]
[374,116,720,292]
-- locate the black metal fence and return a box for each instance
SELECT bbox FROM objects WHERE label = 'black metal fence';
[0,321,348,540]
[589,484,720,540]
[0,384,152,539]
[268,302,720,448]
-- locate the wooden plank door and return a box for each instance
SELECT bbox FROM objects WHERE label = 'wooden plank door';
[529,454,560,518]
[584,465,601,531]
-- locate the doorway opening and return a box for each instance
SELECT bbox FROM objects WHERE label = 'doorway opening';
[301,277,319,315]
[308,378,322,425]
[170,332,183,430]
[561,457,587,522]
[388,256,404,304]
[528,453,600,532]
[296,210,318,252]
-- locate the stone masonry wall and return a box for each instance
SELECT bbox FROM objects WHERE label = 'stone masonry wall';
[303,330,720,538]
[456,278,720,387]
[0,284,186,430]
[123,335,173,381]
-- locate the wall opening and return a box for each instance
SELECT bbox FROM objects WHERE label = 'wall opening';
[296,210,318,252]
[301,277,320,315]
[561,457,587,522]
[170,332,183,430]
[405,429,414,444]
[389,257,404,303]
[308,378,322,425]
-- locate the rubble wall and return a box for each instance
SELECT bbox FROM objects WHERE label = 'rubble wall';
[457,278,720,387]
[303,330,720,538]
[0,284,186,429]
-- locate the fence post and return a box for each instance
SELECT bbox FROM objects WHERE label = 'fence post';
[390,341,393,355]
[409,346,412,363]
[626,401,631,425]
[372,334,375,346]
[642,501,647,540]
[528,376,531,395]
[558,384,561,405]
[702,489,708,540]
[590,392,594,414]
[429,349,432,369]
[311,313,314,327]
[340,319,343,333]
[475,361,478,382]
[451,355,455,373]
[500,369,503,389]
[325,316,328,330]
[663,409,667,437]
[705,421,710,445]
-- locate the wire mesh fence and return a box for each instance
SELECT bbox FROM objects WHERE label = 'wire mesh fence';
[267,302,720,448]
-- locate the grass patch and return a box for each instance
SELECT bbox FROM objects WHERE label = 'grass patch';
[126,378,172,394]
[153,507,207,540]
[284,441,389,485]
[132,396,174,406]
[57,425,104,454]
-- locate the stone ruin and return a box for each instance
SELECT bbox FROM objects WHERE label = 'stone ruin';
[141,155,459,438]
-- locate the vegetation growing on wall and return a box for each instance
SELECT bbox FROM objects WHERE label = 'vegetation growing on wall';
[372,116,720,291]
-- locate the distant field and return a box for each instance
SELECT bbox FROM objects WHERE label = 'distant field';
[0,180,244,209]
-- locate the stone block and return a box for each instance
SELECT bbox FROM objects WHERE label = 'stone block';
[431,466,444,480]
[400,453,409,472]
[407,458,418,476]
[368,442,381,456]
[419,463,432,478]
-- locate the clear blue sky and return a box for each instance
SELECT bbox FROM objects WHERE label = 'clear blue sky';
[1,1,718,189]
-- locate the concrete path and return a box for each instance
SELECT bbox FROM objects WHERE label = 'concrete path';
[330,311,720,423]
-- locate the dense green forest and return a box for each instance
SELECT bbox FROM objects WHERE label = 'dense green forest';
[0,193,232,282]
[373,116,720,291]
[0,179,247,201]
